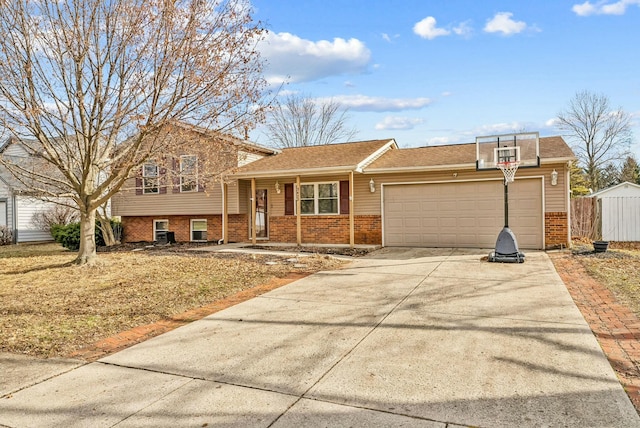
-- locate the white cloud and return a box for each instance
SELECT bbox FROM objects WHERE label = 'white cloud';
[325,95,433,112]
[413,16,450,40]
[484,12,528,35]
[572,0,640,16]
[259,32,371,85]
[375,116,425,131]
[425,136,462,145]
[545,117,561,127]
[381,33,399,43]
[464,122,536,136]
[453,21,473,37]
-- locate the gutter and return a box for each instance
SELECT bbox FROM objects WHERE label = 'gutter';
[229,165,359,179]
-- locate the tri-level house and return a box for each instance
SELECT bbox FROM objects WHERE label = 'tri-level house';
[111,123,277,243]
[116,129,575,251]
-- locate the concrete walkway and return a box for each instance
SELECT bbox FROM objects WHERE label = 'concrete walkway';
[1,248,638,427]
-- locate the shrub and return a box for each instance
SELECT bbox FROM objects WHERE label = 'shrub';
[0,226,13,245]
[51,219,123,251]
[51,223,81,251]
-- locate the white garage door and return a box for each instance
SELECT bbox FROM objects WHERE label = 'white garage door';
[383,179,543,249]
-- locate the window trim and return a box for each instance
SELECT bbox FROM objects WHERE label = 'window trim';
[297,181,340,215]
[142,162,159,194]
[180,155,198,193]
[153,219,169,241]
[190,219,207,242]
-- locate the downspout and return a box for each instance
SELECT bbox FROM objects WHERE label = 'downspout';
[349,171,354,247]
[12,191,17,243]
[218,180,225,245]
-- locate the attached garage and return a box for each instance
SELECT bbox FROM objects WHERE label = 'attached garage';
[383,178,543,249]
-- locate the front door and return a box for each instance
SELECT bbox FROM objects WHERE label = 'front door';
[254,189,268,238]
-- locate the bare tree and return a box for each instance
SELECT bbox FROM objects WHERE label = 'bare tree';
[266,94,358,148]
[556,90,632,191]
[0,0,267,265]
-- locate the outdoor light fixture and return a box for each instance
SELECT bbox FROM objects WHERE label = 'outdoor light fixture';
[275,181,281,194]
[551,169,558,186]
[369,178,375,193]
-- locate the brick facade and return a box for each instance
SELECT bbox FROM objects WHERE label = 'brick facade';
[123,212,566,250]
[545,211,569,249]
[268,215,382,245]
[122,214,247,243]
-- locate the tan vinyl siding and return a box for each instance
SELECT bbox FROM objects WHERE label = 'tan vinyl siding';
[112,181,222,216]
[237,180,249,214]
[353,163,568,215]
[238,150,265,167]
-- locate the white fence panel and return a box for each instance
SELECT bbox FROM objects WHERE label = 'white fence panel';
[601,196,640,241]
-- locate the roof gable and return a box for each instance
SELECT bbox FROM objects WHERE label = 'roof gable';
[231,139,397,177]
[588,181,640,198]
[366,136,574,171]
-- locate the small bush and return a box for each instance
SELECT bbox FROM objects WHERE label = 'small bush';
[0,226,13,245]
[51,219,123,251]
[51,223,81,251]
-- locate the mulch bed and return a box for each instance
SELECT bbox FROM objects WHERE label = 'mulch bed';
[550,252,640,413]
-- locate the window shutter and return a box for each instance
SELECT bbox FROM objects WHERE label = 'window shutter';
[135,167,143,195]
[159,166,167,194]
[197,158,205,192]
[172,158,180,193]
[284,183,294,215]
[340,180,349,214]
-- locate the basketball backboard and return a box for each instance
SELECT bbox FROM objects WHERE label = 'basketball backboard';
[476,132,540,171]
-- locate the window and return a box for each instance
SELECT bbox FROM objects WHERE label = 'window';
[180,155,197,192]
[153,219,168,241]
[191,219,207,242]
[299,182,339,215]
[143,162,159,194]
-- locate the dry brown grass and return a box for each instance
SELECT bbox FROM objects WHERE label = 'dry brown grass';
[0,243,345,358]
[574,247,640,318]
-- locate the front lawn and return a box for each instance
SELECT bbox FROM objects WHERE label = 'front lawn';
[0,243,344,358]
[572,245,640,318]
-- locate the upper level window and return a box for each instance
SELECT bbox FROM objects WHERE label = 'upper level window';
[180,155,197,192]
[142,162,159,194]
[299,182,338,215]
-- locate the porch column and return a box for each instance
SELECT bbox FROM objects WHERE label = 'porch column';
[296,175,301,245]
[349,171,354,247]
[222,181,228,244]
[251,178,256,245]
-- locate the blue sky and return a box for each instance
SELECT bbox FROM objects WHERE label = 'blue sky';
[250,0,640,159]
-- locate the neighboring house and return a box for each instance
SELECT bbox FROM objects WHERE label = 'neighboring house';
[587,181,640,241]
[0,138,57,243]
[225,136,575,250]
[112,125,278,243]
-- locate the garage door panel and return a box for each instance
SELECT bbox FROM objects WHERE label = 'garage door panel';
[383,180,543,249]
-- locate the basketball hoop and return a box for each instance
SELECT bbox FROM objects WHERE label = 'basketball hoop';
[497,161,520,184]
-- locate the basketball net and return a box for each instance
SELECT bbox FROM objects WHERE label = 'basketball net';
[498,161,519,185]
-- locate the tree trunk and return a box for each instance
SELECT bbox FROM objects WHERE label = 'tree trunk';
[76,208,97,265]
[97,214,116,246]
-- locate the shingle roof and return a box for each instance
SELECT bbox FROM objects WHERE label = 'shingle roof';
[231,139,395,176]
[367,136,574,170]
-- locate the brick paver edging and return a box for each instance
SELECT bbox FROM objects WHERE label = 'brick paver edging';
[550,253,640,412]
[69,273,309,362]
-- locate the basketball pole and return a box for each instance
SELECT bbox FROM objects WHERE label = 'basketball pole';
[503,178,509,228]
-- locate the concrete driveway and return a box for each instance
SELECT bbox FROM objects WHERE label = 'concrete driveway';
[1,248,638,427]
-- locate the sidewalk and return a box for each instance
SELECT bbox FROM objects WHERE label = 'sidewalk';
[1,249,638,427]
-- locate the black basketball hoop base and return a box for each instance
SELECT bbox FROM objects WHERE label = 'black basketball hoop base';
[488,227,525,263]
